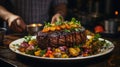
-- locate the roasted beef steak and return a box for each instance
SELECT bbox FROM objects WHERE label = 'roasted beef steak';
[36,27,87,49]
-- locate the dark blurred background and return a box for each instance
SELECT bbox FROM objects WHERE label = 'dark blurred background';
[66,0,120,31]
[67,0,120,18]
[0,0,120,33]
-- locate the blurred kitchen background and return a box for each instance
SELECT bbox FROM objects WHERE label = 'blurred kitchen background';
[0,0,120,36]
[66,0,120,34]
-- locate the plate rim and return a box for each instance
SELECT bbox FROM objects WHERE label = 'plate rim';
[9,36,115,60]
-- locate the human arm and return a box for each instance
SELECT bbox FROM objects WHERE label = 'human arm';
[0,5,26,32]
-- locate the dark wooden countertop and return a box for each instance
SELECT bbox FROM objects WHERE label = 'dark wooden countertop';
[0,33,120,67]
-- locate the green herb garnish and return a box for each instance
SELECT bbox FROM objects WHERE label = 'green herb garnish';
[24,36,32,42]
[64,29,71,32]
[94,34,101,40]
[40,49,46,56]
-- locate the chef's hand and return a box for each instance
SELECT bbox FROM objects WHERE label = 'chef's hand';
[51,13,63,23]
[7,14,26,33]
[0,6,26,33]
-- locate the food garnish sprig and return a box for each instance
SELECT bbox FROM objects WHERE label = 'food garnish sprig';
[42,18,82,33]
